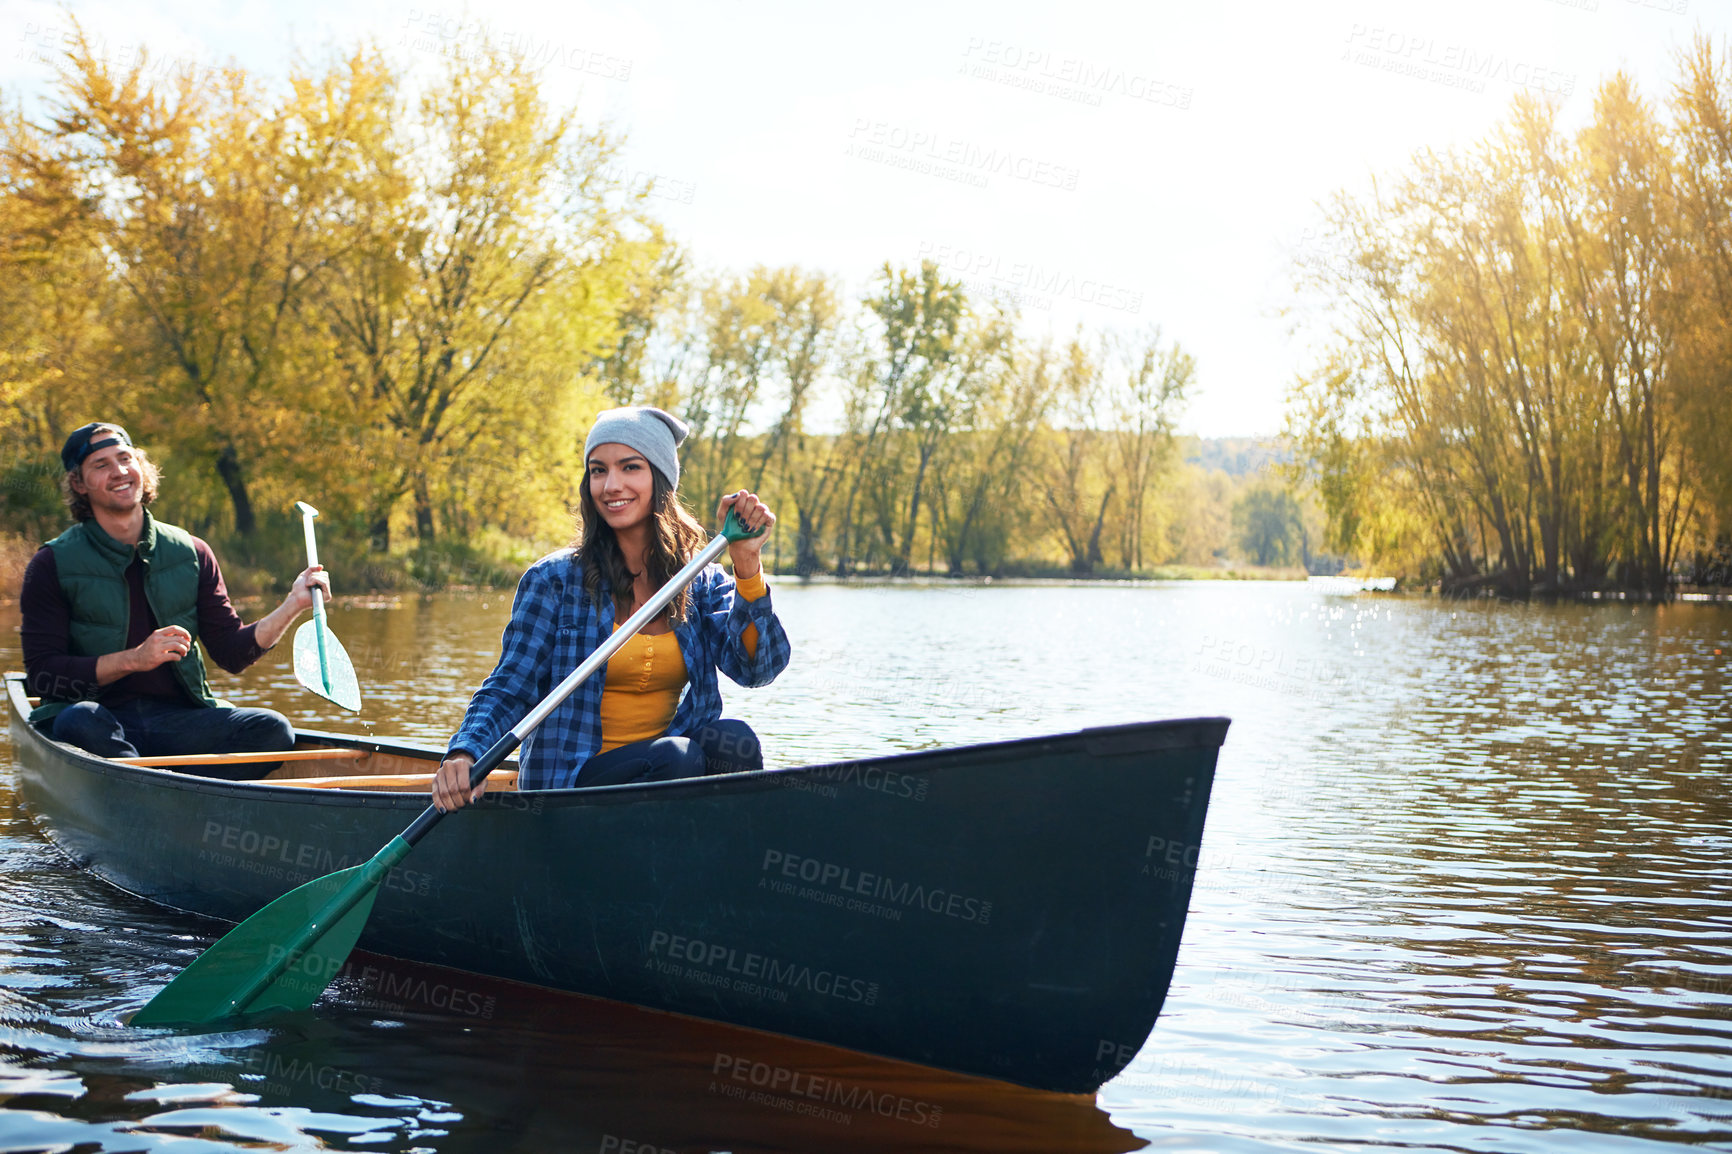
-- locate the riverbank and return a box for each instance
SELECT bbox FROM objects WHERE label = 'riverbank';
[0,532,1315,598]
[12,531,1731,603]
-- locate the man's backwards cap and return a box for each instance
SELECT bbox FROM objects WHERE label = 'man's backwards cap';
[61,423,132,473]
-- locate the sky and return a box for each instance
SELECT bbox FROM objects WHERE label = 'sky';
[2,0,1723,436]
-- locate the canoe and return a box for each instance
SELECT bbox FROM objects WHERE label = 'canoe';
[4,672,1226,1094]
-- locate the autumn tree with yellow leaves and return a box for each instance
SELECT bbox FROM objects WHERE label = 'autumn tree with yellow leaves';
[1289,35,1732,597]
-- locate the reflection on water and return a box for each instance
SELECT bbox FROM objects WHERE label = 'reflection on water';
[1,581,1728,1151]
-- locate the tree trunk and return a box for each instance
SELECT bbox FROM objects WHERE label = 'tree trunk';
[214,444,256,536]
[413,475,435,540]
[369,514,391,553]
[796,508,823,576]
[1077,485,1115,574]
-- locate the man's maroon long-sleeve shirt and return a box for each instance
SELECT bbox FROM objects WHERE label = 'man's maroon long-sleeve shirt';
[21,538,266,707]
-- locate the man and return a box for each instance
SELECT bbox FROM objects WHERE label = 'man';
[20,422,330,778]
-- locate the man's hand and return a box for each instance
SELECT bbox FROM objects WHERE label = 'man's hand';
[253,565,333,650]
[95,625,193,685]
[134,626,193,671]
[432,752,484,812]
[285,565,332,614]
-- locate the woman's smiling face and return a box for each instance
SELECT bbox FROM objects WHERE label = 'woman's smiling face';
[587,442,656,534]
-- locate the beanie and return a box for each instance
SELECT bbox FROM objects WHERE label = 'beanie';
[583,406,689,489]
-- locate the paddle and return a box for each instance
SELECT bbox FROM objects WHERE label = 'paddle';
[131,509,765,1028]
[291,501,361,713]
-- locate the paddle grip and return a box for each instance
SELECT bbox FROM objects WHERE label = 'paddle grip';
[722,506,766,542]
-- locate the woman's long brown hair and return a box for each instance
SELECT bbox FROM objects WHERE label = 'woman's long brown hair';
[575,465,710,623]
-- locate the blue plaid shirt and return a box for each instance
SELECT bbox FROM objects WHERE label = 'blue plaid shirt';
[447,548,791,789]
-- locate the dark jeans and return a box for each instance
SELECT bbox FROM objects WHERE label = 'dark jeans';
[49,698,295,781]
[578,719,764,788]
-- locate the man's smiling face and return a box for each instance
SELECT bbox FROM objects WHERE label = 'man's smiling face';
[71,432,144,517]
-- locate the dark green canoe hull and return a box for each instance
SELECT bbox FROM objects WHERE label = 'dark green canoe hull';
[6,674,1224,1093]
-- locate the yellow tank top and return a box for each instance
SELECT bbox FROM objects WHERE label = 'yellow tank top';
[597,628,687,753]
[595,571,768,754]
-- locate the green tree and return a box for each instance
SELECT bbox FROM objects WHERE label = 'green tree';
[1232,483,1304,566]
[1106,328,1193,570]
[835,262,965,575]
[1041,335,1115,574]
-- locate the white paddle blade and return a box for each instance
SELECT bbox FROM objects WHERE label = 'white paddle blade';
[292,620,362,712]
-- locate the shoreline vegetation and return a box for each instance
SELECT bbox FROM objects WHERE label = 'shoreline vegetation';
[2,29,1726,600]
[1287,36,1732,602]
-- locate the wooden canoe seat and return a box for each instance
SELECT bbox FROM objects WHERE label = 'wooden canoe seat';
[114,748,368,767]
[114,746,437,781]
[271,770,520,792]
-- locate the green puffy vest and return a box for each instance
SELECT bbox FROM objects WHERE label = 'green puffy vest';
[29,511,224,725]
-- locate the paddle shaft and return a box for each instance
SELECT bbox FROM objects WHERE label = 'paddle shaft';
[397,529,735,846]
[298,504,332,694]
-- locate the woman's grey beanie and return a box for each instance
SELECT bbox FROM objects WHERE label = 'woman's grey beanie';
[584,406,689,488]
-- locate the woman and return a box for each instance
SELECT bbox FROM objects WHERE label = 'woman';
[432,406,789,810]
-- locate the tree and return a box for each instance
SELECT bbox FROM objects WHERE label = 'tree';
[12,30,372,535]
[1289,61,1723,597]
[834,262,965,574]
[0,100,118,535]
[1232,483,1304,566]
[307,42,655,548]
[1041,335,1115,574]
[931,335,1055,574]
[1106,328,1193,570]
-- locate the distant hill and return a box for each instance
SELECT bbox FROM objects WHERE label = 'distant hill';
[1180,436,1290,477]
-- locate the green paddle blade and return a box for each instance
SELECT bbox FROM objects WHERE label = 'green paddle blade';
[292,617,361,712]
[131,845,401,1026]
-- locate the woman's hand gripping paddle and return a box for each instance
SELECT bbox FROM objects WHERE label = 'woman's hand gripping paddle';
[291,502,361,713]
[131,511,766,1027]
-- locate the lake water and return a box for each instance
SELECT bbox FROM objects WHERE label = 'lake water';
[0,580,1727,1152]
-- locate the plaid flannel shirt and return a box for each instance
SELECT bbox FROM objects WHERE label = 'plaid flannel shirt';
[447,548,791,789]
